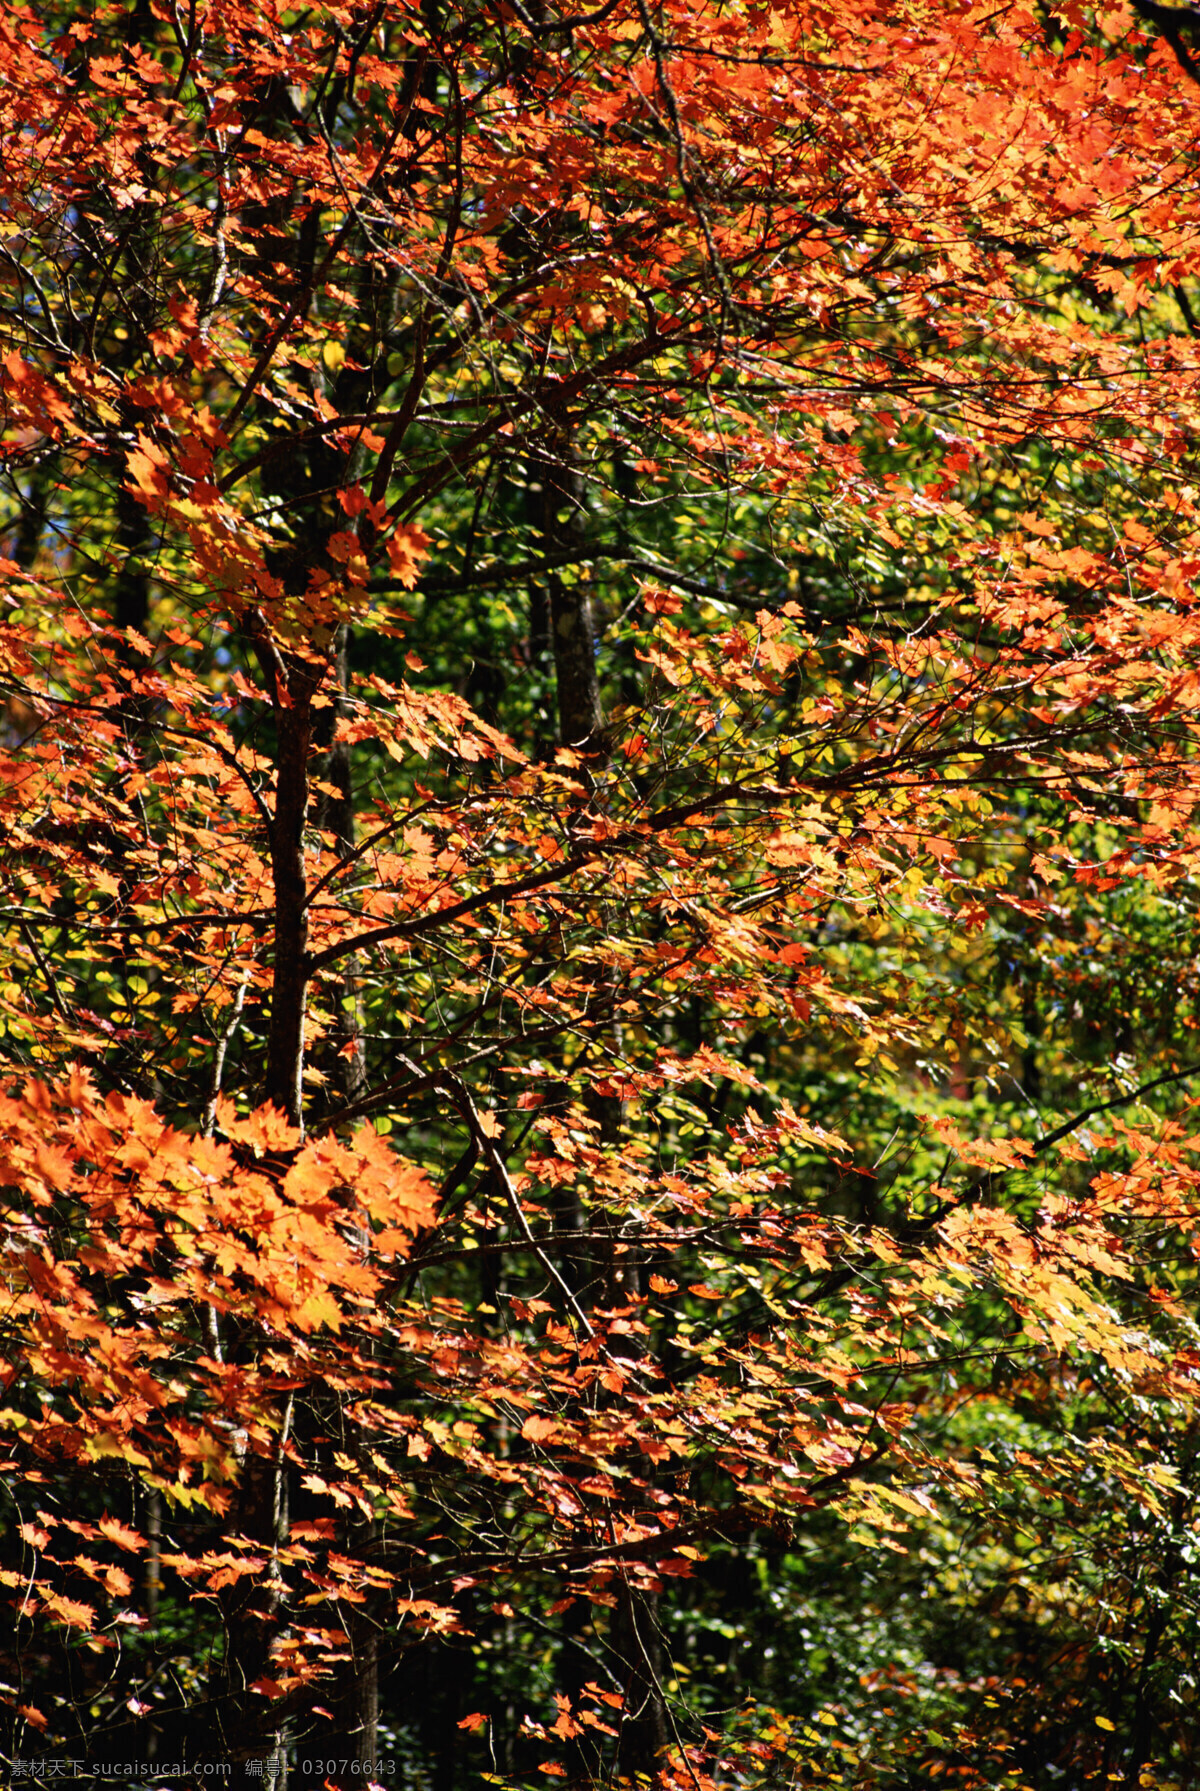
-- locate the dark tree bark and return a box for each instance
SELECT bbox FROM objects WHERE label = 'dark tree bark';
[528,429,604,755]
[528,422,669,1781]
[314,626,369,1113]
[261,651,318,1131]
[216,1429,292,1788]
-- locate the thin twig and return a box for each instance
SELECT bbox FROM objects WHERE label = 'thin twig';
[434,1065,596,1338]
[203,973,250,1137]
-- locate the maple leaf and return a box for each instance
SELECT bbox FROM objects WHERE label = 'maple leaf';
[385,524,431,589]
[39,1592,96,1629]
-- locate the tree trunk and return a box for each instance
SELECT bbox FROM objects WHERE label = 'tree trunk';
[216,1430,292,1787]
[257,637,321,1129]
[314,626,369,1112]
[309,632,382,1786]
[528,431,604,755]
[614,1581,670,1782]
[531,423,669,1781]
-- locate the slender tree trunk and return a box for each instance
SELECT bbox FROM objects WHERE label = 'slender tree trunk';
[217,1426,292,1787]
[613,1580,670,1781]
[314,627,369,1112]
[307,632,381,1787]
[531,423,669,1781]
[258,639,321,1129]
[114,479,151,639]
[139,1485,162,1764]
[209,633,321,1782]
[528,431,604,754]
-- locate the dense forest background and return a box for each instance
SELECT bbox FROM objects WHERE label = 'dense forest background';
[3,0,1200,1786]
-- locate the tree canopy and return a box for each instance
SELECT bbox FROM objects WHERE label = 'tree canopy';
[3,0,1200,1786]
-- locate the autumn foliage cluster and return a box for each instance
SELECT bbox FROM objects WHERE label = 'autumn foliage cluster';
[4,0,1200,1784]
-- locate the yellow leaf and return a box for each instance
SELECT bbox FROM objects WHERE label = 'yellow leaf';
[83,1434,151,1467]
